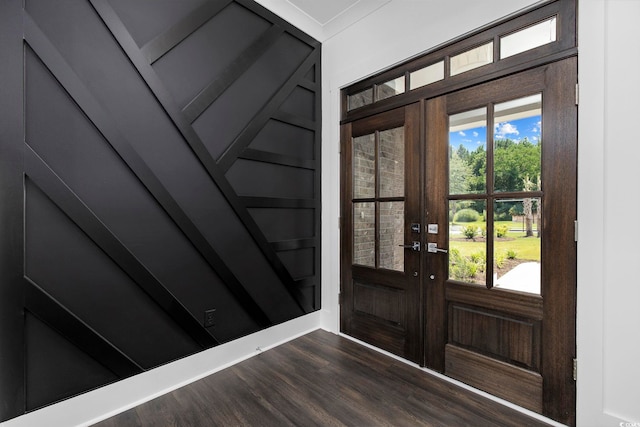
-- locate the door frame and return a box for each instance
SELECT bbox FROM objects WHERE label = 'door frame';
[339,1,578,424]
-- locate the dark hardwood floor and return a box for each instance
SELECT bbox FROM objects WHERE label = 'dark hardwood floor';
[93,330,552,427]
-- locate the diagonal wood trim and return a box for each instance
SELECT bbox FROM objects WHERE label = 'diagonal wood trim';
[271,238,316,252]
[240,148,315,170]
[141,0,233,64]
[272,110,316,131]
[298,78,317,92]
[24,13,273,328]
[233,0,320,48]
[217,50,320,173]
[241,197,315,209]
[295,277,315,288]
[24,146,220,349]
[91,0,312,313]
[24,277,143,378]
[182,25,284,123]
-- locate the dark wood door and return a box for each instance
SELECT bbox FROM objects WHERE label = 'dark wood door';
[424,59,577,425]
[341,59,577,425]
[340,103,422,363]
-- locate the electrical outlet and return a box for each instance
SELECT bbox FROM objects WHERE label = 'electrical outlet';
[204,309,216,328]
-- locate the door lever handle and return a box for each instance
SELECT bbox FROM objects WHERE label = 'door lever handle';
[427,243,448,253]
[399,241,421,251]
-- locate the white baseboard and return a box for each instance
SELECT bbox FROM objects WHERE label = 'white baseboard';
[1,312,323,427]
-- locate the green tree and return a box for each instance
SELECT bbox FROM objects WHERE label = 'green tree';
[449,149,471,194]
[493,137,540,192]
[466,145,486,193]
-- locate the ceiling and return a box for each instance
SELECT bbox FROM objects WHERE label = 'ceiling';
[277,0,391,40]
[286,0,360,25]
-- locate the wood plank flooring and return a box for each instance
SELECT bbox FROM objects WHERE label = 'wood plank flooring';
[93,330,552,427]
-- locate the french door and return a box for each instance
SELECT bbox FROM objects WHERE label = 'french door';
[340,103,422,363]
[341,58,577,424]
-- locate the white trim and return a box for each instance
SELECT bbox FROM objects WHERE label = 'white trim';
[0,313,323,427]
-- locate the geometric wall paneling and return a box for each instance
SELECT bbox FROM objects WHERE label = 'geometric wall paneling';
[24,177,203,368]
[24,312,120,411]
[1,0,320,420]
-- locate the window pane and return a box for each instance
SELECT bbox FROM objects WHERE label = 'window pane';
[493,198,541,295]
[379,201,404,271]
[449,108,487,194]
[353,202,375,267]
[377,76,405,101]
[450,42,493,76]
[348,88,373,110]
[500,17,557,59]
[448,200,487,285]
[379,127,405,198]
[353,133,375,198]
[493,94,542,192]
[410,61,444,90]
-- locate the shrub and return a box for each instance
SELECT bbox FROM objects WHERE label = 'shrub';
[449,249,478,282]
[470,251,486,272]
[495,224,508,238]
[462,225,478,240]
[480,226,487,238]
[506,249,517,259]
[495,251,505,269]
[454,208,480,223]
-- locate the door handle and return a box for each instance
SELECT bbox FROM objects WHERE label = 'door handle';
[399,241,421,251]
[427,243,448,253]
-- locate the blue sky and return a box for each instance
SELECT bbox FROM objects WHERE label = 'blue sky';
[449,115,542,152]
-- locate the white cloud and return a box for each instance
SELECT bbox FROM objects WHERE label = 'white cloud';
[458,131,466,137]
[473,131,479,137]
[494,122,519,139]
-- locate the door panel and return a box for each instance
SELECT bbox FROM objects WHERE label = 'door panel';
[426,59,577,423]
[341,104,422,363]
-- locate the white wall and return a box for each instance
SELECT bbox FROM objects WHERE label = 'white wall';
[577,0,640,425]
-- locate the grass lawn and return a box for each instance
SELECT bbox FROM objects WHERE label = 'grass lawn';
[450,220,541,261]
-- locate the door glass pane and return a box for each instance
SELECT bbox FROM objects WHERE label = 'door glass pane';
[449,108,487,194]
[494,94,542,192]
[353,133,375,198]
[348,88,373,110]
[379,201,404,271]
[448,199,487,285]
[353,202,375,267]
[493,198,541,295]
[450,42,493,76]
[500,17,557,59]
[379,127,405,198]
[410,61,444,90]
[377,77,405,101]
